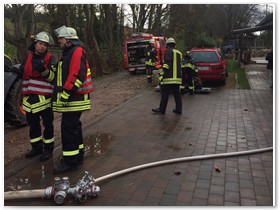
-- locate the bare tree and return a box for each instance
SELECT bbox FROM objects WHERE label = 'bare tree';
[222,4,260,32]
[83,4,104,76]
[129,4,151,32]
[4,4,35,61]
[98,4,125,73]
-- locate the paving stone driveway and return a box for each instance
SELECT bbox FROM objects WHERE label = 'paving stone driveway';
[4,62,274,206]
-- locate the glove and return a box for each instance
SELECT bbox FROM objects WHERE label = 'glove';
[58,91,70,106]
[34,60,46,73]
[158,69,164,82]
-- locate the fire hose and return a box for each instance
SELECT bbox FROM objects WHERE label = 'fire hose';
[4,147,273,204]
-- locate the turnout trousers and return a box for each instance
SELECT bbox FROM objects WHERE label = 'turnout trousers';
[26,107,54,152]
[146,65,155,83]
[159,84,182,113]
[186,68,195,94]
[61,111,84,166]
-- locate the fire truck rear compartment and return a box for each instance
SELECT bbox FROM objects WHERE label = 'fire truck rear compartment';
[127,41,148,66]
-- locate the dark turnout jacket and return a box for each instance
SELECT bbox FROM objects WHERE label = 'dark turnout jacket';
[265,51,273,70]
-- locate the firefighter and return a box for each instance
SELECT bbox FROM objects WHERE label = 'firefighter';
[50,25,93,174]
[181,51,198,95]
[20,31,56,162]
[145,39,157,83]
[152,37,182,114]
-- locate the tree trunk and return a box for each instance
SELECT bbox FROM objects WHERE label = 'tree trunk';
[83,4,104,76]
[5,4,35,62]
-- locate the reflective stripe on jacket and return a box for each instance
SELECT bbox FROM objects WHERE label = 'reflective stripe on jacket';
[21,53,54,96]
[182,60,197,72]
[52,45,93,112]
[22,95,52,113]
[161,48,182,85]
[145,45,157,66]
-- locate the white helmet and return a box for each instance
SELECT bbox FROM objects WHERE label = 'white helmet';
[35,31,53,44]
[166,37,176,45]
[54,25,79,39]
[149,39,155,44]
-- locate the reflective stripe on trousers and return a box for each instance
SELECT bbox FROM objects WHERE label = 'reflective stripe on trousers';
[61,111,84,166]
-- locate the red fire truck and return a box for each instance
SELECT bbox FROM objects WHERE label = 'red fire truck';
[124,33,167,75]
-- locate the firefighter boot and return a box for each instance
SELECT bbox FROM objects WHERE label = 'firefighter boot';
[152,108,165,114]
[173,109,182,115]
[25,148,43,158]
[53,164,79,174]
[60,158,83,165]
[39,150,53,162]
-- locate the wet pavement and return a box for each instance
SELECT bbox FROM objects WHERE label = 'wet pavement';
[4,62,274,206]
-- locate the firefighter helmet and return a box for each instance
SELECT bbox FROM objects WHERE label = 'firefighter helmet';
[149,39,155,44]
[166,37,176,45]
[184,51,192,59]
[54,25,79,39]
[34,31,51,44]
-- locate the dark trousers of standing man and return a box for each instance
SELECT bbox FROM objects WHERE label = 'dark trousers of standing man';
[61,111,84,166]
[26,107,54,152]
[159,84,182,114]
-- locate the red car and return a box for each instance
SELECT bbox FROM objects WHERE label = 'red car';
[190,48,227,85]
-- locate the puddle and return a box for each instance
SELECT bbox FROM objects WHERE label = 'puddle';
[83,133,113,157]
[5,161,54,191]
[53,132,114,165]
[5,133,113,192]
[6,177,31,191]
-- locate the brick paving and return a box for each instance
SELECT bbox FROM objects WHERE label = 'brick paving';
[4,63,274,206]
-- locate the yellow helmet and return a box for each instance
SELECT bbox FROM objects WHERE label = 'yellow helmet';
[54,25,79,39]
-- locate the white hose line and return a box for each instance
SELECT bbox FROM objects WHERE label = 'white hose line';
[94,147,273,183]
[5,189,45,200]
[4,147,273,200]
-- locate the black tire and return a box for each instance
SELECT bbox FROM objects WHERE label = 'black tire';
[4,79,27,127]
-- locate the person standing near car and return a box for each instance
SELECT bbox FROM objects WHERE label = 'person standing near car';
[145,39,157,84]
[181,51,198,95]
[152,37,182,114]
[20,31,56,162]
[51,25,93,174]
[265,48,273,88]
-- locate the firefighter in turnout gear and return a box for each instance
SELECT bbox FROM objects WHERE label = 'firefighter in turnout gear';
[152,37,183,114]
[20,31,56,162]
[145,39,157,83]
[50,25,93,174]
[181,51,198,95]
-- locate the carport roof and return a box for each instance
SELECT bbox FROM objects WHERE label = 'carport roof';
[232,13,273,34]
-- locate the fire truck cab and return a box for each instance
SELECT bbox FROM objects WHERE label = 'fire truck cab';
[124,33,167,75]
